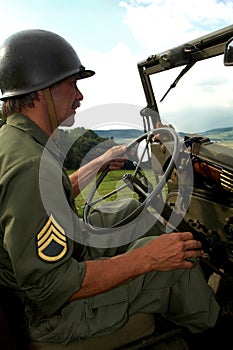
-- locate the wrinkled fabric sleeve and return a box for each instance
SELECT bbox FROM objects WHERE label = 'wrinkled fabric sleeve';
[0,155,86,316]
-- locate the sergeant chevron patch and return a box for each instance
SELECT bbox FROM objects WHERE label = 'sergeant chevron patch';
[37,215,68,262]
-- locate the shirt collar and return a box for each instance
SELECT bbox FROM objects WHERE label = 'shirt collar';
[7,112,49,146]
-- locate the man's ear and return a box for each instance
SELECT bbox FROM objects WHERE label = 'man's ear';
[37,90,44,100]
[36,90,48,108]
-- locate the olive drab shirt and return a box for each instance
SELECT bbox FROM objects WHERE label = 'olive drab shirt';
[0,113,86,317]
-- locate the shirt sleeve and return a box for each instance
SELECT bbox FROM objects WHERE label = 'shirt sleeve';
[0,155,86,316]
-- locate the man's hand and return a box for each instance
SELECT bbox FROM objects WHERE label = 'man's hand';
[99,145,128,172]
[144,232,203,271]
[156,121,175,129]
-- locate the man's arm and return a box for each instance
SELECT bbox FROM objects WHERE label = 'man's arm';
[69,232,203,301]
[69,145,127,197]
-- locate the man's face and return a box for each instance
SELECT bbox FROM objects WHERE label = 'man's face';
[50,75,83,127]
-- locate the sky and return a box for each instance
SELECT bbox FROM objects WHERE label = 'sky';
[0,0,233,132]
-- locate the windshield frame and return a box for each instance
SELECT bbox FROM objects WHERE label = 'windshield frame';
[137,24,233,131]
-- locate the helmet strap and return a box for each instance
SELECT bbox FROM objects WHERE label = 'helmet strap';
[42,87,59,141]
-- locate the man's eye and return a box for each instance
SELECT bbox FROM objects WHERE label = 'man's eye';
[72,81,78,89]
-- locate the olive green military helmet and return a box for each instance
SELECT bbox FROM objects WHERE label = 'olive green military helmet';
[0,29,95,99]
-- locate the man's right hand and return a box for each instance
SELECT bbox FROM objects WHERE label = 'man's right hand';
[143,232,204,271]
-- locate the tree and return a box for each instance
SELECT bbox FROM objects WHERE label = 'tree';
[59,128,116,170]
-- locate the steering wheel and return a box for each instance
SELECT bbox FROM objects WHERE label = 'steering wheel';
[83,127,181,230]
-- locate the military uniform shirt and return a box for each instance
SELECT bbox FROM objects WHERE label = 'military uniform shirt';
[0,113,86,317]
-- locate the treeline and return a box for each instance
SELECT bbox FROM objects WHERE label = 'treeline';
[59,127,116,169]
[95,129,143,139]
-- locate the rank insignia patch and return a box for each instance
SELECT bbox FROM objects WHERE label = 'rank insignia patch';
[37,215,68,262]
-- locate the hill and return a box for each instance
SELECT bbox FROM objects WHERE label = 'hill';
[94,127,233,142]
[94,129,143,140]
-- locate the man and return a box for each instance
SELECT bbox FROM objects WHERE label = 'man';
[0,29,219,346]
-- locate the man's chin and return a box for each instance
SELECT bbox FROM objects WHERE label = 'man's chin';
[61,114,75,127]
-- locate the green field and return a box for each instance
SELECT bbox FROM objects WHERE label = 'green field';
[68,168,158,218]
[221,140,233,148]
[74,169,149,218]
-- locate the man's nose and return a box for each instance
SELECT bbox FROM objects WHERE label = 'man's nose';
[76,88,83,101]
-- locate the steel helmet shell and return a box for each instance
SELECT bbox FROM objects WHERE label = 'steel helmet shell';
[0,29,95,99]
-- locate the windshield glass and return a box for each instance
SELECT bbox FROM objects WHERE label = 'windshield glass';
[150,55,233,144]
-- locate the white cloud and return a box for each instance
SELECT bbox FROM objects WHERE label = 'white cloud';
[77,0,233,132]
[75,42,147,128]
[120,0,233,52]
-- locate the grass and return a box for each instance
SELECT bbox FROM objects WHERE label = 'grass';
[221,140,233,149]
[69,169,157,218]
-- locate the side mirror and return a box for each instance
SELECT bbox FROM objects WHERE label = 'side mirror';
[224,37,233,66]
